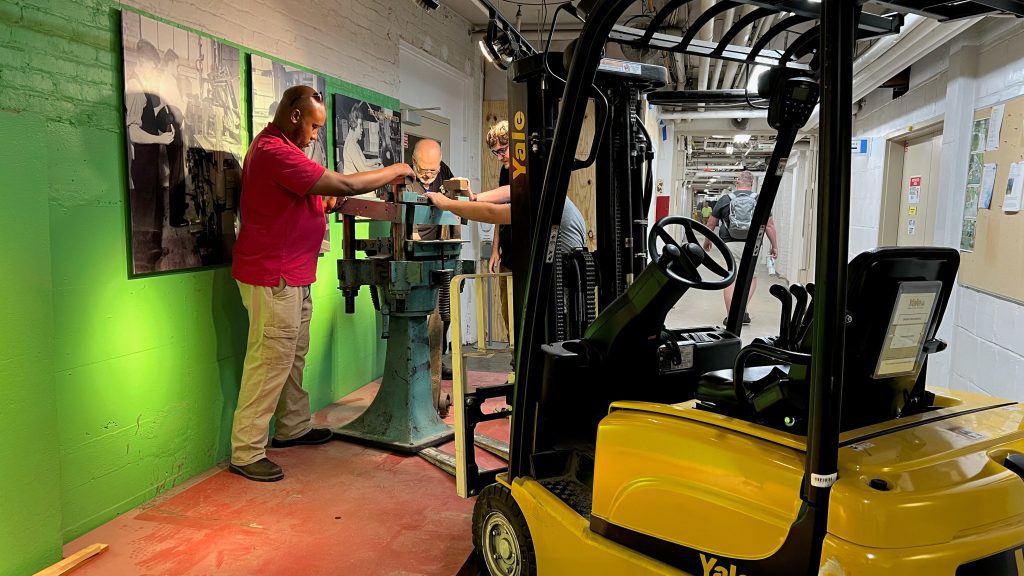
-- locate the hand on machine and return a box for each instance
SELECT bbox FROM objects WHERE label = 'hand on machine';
[421,177,471,210]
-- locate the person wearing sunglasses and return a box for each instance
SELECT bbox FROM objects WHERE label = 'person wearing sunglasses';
[230,85,414,482]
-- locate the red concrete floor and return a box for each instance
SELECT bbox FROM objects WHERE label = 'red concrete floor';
[63,371,511,576]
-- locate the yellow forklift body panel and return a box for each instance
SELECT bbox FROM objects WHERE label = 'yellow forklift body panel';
[592,403,805,559]
[511,476,683,575]
[509,388,1024,574]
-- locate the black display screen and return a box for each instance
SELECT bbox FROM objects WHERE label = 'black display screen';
[791,84,811,102]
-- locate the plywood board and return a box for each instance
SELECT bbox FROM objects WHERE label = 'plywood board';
[959,100,1024,304]
[33,544,108,576]
[569,101,598,252]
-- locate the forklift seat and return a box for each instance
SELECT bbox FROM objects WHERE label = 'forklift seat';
[695,247,959,432]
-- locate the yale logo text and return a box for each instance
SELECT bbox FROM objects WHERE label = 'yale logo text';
[700,553,747,576]
[511,111,527,181]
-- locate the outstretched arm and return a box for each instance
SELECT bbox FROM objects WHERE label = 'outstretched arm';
[308,163,414,197]
[423,192,511,224]
[473,185,511,204]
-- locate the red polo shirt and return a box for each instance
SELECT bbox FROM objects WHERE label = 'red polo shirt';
[232,124,327,287]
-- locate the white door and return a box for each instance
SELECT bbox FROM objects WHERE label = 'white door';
[897,133,942,246]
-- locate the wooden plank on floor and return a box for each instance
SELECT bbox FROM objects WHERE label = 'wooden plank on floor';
[33,544,108,576]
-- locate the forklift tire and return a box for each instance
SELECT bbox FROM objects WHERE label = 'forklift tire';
[472,483,536,576]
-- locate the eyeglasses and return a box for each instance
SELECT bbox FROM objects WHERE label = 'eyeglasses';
[288,90,323,107]
[490,144,509,157]
[414,162,439,177]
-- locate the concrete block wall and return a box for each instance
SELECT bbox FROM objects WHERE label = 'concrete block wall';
[851,70,948,258]
[850,18,1024,399]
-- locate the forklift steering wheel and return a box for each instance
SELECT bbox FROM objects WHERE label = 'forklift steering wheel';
[648,216,736,290]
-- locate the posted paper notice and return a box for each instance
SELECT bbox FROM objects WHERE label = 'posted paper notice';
[1005,161,1023,213]
[987,104,1005,151]
[980,163,997,209]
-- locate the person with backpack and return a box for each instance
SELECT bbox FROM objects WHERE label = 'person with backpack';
[702,171,778,324]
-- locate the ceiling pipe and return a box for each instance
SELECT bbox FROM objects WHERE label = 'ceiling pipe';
[731,10,773,90]
[719,5,755,91]
[696,0,716,110]
[710,6,736,89]
[673,53,687,90]
[662,109,767,120]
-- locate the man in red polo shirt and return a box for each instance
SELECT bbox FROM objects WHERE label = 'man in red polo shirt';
[230,85,414,482]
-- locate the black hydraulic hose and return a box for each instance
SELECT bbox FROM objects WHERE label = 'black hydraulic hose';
[634,113,655,217]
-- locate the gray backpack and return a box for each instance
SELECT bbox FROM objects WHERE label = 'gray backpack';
[726,192,757,240]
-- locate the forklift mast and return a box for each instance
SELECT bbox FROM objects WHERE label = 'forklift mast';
[506,54,667,321]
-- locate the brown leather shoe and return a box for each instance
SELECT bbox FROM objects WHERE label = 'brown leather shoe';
[270,428,334,448]
[229,458,284,482]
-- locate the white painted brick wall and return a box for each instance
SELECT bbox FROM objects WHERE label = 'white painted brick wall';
[123,0,478,99]
[850,18,1024,400]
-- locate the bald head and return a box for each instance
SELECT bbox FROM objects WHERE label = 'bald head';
[412,139,442,185]
[412,139,442,164]
[274,85,322,125]
[273,85,325,149]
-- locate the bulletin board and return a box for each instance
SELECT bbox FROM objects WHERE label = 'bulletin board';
[958,99,1024,304]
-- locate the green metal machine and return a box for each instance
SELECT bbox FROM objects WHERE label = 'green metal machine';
[333,179,474,453]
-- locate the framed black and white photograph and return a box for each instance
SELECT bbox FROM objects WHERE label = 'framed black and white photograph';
[333,94,402,187]
[251,54,329,250]
[121,11,242,275]
[250,55,327,167]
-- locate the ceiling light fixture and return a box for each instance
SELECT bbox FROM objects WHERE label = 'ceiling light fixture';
[480,18,519,71]
[478,40,496,64]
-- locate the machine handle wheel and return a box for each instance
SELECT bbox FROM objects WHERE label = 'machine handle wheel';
[647,215,736,290]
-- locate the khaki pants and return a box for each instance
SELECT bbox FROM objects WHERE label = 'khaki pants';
[231,279,314,466]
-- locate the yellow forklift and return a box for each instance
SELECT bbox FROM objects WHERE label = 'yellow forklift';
[462,1,1024,574]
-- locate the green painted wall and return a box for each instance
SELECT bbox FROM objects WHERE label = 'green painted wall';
[0,110,63,576]
[0,2,390,573]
